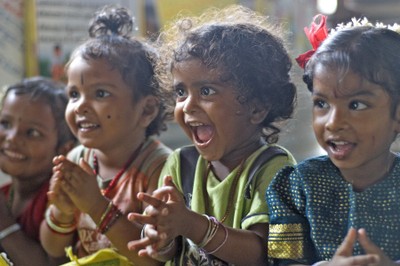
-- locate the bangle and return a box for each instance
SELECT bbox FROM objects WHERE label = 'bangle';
[45,207,77,235]
[156,239,175,256]
[0,223,21,241]
[197,215,219,248]
[207,222,228,254]
[141,224,147,239]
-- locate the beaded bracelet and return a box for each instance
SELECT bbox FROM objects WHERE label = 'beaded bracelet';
[0,223,21,241]
[45,207,77,235]
[97,200,114,228]
[97,200,123,234]
[207,221,228,254]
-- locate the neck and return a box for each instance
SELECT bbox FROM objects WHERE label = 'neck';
[215,138,264,173]
[342,153,395,191]
[11,175,48,197]
[94,139,145,179]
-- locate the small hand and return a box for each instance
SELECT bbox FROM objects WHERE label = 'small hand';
[326,228,378,266]
[127,176,186,254]
[52,155,103,214]
[48,157,77,215]
[357,228,399,266]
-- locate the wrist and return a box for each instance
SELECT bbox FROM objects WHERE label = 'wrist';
[88,197,109,222]
[50,205,76,224]
[183,210,203,239]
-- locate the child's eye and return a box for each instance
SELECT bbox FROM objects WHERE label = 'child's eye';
[96,90,110,98]
[0,119,11,130]
[68,90,79,100]
[27,128,42,138]
[175,87,187,99]
[200,86,216,96]
[313,99,329,109]
[349,101,367,110]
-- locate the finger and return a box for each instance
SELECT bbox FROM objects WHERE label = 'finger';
[163,175,176,187]
[137,192,166,208]
[149,185,184,205]
[358,228,390,263]
[335,227,357,257]
[127,236,154,250]
[128,212,158,225]
[346,254,378,265]
[52,155,66,165]
[79,158,95,175]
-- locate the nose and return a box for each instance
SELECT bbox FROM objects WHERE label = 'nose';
[3,127,18,143]
[182,94,198,115]
[325,107,348,132]
[73,97,89,115]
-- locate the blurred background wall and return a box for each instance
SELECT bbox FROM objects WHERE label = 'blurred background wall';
[0,0,399,185]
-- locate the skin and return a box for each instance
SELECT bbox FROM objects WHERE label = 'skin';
[309,64,400,266]
[127,59,270,265]
[0,92,71,265]
[39,56,161,266]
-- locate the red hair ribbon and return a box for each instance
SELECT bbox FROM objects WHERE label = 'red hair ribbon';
[295,14,329,69]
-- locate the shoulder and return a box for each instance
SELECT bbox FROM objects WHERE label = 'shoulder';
[142,138,172,157]
[137,138,173,175]
[253,144,296,177]
[268,155,334,187]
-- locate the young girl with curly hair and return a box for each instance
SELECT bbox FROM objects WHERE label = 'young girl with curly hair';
[127,5,297,265]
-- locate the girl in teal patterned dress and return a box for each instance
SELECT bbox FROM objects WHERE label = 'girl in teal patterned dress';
[267,15,400,266]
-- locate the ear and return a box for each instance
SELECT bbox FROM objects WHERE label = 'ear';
[249,103,269,125]
[56,140,76,156]
[140,95,160,128]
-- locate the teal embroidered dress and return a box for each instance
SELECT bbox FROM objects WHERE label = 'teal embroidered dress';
[267,155,400,265]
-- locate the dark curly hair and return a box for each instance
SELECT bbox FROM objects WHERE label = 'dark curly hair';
[303,26,400,117]
[65,5,170,136]
[2,76,76,149]
[155,5,297,143]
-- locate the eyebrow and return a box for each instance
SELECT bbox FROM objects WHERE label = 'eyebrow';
[312,89,377,98]
[173,79,223,88]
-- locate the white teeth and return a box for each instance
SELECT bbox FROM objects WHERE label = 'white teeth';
[79,122,98,129]
[331,141,348,145]
[4,150,25,160]
[188,122,204,127]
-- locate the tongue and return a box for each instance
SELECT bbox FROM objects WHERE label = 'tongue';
[196,125,213,143]
[334,143,353,155]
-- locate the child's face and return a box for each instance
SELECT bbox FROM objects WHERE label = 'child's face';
[312,64,400,176]
[172,59,263,165]
[65,57,149,152]
[0,92,58,180]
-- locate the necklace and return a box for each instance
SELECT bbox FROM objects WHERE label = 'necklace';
[202,159,245,223]
[6,186,14,210]
[93,143,143,198]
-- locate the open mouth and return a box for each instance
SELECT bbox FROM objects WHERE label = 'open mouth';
[189,122,214,145]
[78,122,100,131]
[3,149,26,160]
[327,140,355,155]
